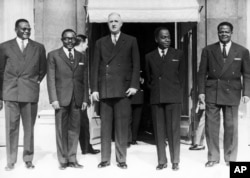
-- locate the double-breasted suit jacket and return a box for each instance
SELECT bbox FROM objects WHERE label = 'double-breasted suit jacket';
[0,38,46,165]
[198,42,250,105]
[198,41,250,163]
[47,48,88,107]
[91,33,140,98]
[91,33,140,163]
[0,39,46,102]
[145,47,185,104]
[145,47,185,165]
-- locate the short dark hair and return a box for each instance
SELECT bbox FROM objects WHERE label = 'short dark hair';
[61,29,76,38]
[15,19,29,28]
[76,34,87,45]
[154,27,170,39]
[217,22,233,32]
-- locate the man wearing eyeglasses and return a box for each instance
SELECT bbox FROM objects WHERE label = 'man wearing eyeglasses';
[0,19,47,171]
[47,29,88,170]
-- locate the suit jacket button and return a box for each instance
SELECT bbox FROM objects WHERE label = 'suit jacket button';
[106,65,109,67]
[159,77,161,80]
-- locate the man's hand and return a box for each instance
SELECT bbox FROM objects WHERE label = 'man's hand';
[52,101,60,110]
[92,92,99,102]
[198,94,205,104]
[81,102,87,111]
[0,100,3,111]
[126,88,138,97]
[242,96,250,103]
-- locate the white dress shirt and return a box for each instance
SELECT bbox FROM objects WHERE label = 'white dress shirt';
[158,47,168,57]
[16,37,28,51]
[220,41,232,56]
[63,47,75,58]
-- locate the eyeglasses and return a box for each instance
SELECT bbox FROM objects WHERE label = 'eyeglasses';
[62,37,76,42]
[20,28,32,32]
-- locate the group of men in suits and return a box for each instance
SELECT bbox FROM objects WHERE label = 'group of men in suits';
[0,14,249,172]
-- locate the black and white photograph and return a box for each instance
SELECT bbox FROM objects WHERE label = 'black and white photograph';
[0,0,250,178]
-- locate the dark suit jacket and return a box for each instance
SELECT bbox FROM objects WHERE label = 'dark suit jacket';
[0,38,46,102]
[91,33,140,99]
[145,47,185,104]
[198,42,250,105]
[47,47,88,107]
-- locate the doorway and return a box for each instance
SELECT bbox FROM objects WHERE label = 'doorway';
[88,22,197,142]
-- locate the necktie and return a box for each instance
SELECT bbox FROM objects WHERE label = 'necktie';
[21,40,25,52]
[161,49,165,59]
[222,44,227,62]
[113,35,117,45]
[68,50,74,65]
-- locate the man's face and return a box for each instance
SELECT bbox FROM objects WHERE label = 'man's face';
[155,29,171,49]
[108,14,123,34]
[15,21,31,40]
[218,25,232,44]
[61,31,76,50]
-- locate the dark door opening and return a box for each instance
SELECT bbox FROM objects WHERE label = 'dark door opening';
[88,22,197,144]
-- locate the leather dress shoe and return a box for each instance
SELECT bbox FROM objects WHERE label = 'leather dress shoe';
[117,162,127,169]
[59,163,68,170]
[156,163,167,170]
[189,144,205,150]
[98,161,110,168]
[172,163,179,171]
[25,161,35,169]
[205,161,219,167]
[82,147,100,155]
[68,162,83,168]
[5,163,15,171]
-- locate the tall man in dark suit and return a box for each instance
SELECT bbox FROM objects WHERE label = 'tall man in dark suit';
[0,19,47,171]
[198,22,250,167]
[145,27,185,171]
[75,34,100,155]
[91,12,140,169]
[47,29,88,170]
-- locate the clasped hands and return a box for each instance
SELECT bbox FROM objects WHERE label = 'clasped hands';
[92,88,138,102]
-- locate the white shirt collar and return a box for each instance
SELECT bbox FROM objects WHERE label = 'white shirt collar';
[220,41,232,55]
[111,32,121,41]
[158,47,168,57]
[16,37,28,47]
[63,47,74,58]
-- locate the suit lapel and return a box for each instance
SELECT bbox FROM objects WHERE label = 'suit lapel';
[107,33,126,64]
[165,48,175,62]
[220,43,237,76]
[151,49,163,75]
[10,39,24,59]
[211,42,224,69]
[59,47,73,69]
[73,49,80,71]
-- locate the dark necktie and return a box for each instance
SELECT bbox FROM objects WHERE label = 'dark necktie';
[161,49,165,59]
[68,50,74,65]
[222,44,227,62]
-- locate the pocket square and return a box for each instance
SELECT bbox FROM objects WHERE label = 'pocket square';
[172,59,180,62]
[79,62,84,65]
[234,58,242,61]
